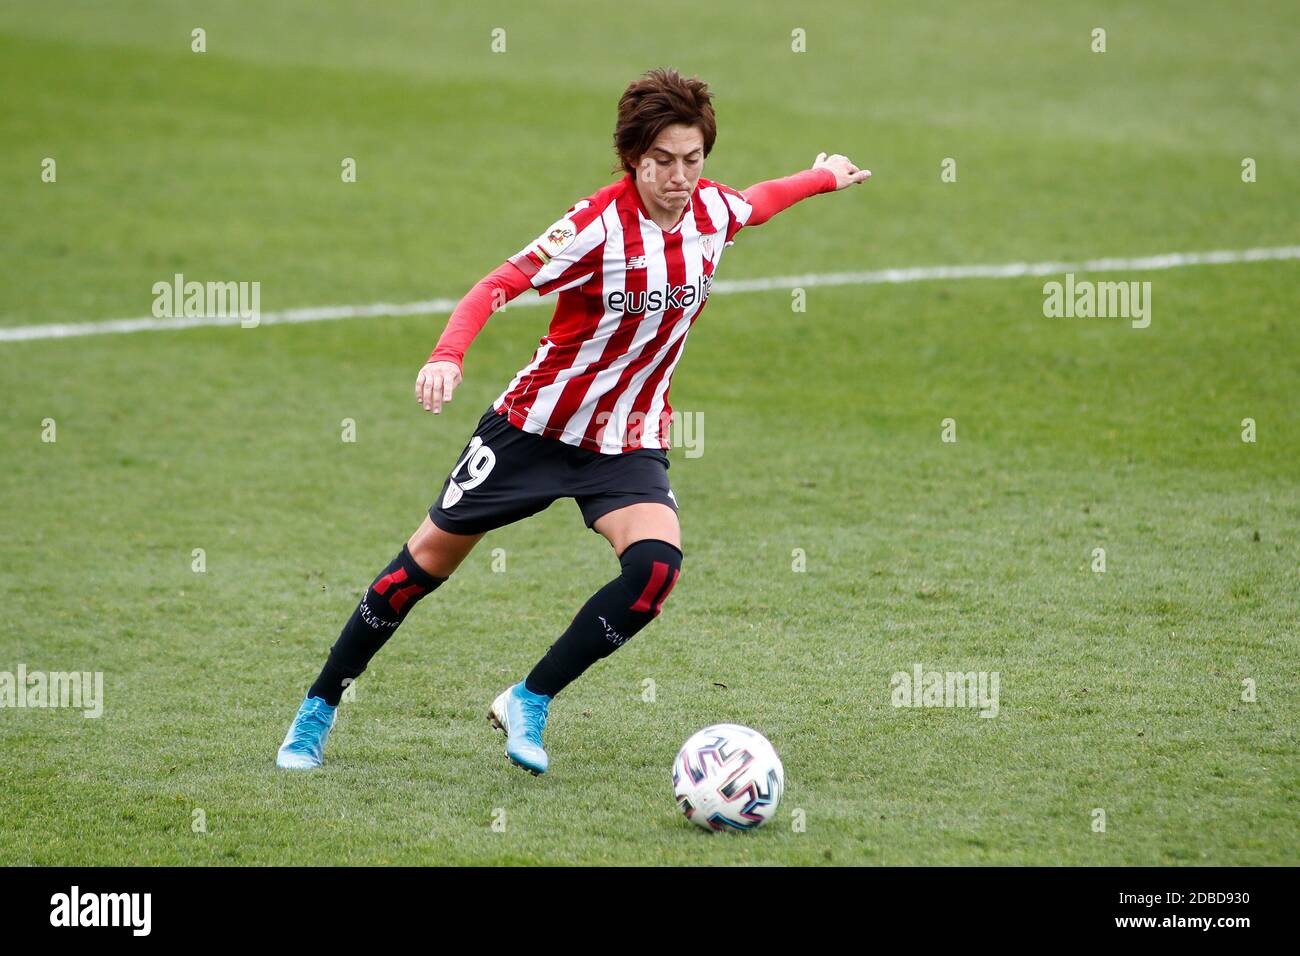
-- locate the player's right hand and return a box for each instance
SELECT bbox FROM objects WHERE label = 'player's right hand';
[416,360,462,414]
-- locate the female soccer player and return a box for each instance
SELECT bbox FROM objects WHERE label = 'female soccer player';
[277,67,870,774]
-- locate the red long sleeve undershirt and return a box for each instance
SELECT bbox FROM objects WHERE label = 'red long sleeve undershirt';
[427,262,533,368]
[427,167,837,368]
[741,166,836,226]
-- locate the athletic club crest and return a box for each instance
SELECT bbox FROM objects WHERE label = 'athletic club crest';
[441,479,463,509]
[699,233,716,259]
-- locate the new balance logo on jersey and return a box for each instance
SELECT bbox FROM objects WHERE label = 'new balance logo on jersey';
[607,273,713,315]
[626,255,647,269]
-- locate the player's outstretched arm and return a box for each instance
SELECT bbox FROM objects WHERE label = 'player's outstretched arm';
[740,152,871,227]
[415,261,532,414]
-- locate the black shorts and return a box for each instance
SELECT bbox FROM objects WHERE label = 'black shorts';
[428,404,678,536]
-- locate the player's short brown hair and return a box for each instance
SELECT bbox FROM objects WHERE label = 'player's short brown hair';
[613,68,716,175]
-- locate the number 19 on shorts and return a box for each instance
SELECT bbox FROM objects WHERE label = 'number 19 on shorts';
[442,436,497,510]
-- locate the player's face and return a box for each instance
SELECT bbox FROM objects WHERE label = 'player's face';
[635,124,705,220]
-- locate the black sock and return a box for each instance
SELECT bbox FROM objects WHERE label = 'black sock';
[525,539,682,698]
[308,544,447,705]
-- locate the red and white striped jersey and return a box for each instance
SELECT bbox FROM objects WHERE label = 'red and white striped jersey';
[494,173,754,455]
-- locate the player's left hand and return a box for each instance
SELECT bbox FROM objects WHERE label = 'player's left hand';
[813,152,871,190]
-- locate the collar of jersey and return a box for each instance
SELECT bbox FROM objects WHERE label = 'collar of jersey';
[622,173,692,234]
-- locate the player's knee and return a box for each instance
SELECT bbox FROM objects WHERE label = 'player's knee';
[620,539,683,617]
[407,520,479,578]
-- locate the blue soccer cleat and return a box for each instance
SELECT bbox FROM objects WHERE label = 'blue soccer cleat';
[276,695,338,770]
[488,681,551,775]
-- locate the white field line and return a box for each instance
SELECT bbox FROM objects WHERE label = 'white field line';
[2,245,1297,344]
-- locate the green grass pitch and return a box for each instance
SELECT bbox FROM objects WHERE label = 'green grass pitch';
[0,1,1296,865]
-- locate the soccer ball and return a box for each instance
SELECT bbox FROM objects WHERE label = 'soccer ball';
[672,723,784,831]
